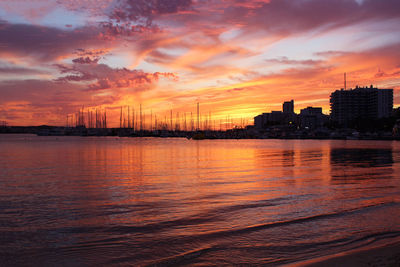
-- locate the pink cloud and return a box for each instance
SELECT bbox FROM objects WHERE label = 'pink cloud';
[0,66,49,75]
[55,61,177,91]
[222,0,400,34]
[0,21,107,61]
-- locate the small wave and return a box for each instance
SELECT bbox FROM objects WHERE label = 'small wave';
[185,201,399,242]
[107,230,400,266]
[56,201,399,242]
[142,246,214,266]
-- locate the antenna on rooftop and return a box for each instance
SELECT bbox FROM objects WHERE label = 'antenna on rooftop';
[344,72,347,90]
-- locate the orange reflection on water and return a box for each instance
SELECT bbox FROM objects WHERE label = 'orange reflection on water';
[1,135,400,265]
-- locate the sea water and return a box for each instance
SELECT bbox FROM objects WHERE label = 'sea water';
[0,135,399,265]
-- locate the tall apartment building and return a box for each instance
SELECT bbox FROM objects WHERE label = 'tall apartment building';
[283,100,294,114]
[330,85,393,127]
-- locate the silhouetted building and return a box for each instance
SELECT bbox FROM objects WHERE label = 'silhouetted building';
[393,119,400,137]
[299,107,326,129]
[254,111,285,129]
[283,100,294,114]
[254,114,263,130]
[254,100,297,129]
[330,85,393,127]
[393,107,400,118]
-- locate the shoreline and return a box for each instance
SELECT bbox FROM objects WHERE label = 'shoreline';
[1,132,400,141]
[1,125,400,140]
[292,241,400,267]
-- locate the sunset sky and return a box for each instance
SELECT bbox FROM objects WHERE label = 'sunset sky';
[1,0,400,127]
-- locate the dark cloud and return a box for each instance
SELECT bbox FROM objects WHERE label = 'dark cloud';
[0,20,153,63]
[0,66,49,75]
[72,57,100,64]
[110,0,193,24]
[0,21,105,61]
[157,0,400,37]
[74,48,109,57]
[90,0,189,40]
[99,21,160,39]
[265,57,323,66]
[55,61,177,90]
[242,0,400,34]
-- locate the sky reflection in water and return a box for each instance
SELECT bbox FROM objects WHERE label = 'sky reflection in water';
[0,136,399,265]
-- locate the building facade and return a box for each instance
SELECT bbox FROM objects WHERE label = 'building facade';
[283,100,294,114]
[299,107,325,129]
[254,100,297,130]
[330,86,393,127]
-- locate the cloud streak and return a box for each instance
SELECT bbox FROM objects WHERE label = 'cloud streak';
[55,60,177,91]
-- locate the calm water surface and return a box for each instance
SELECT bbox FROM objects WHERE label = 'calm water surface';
[0,135,399,266]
